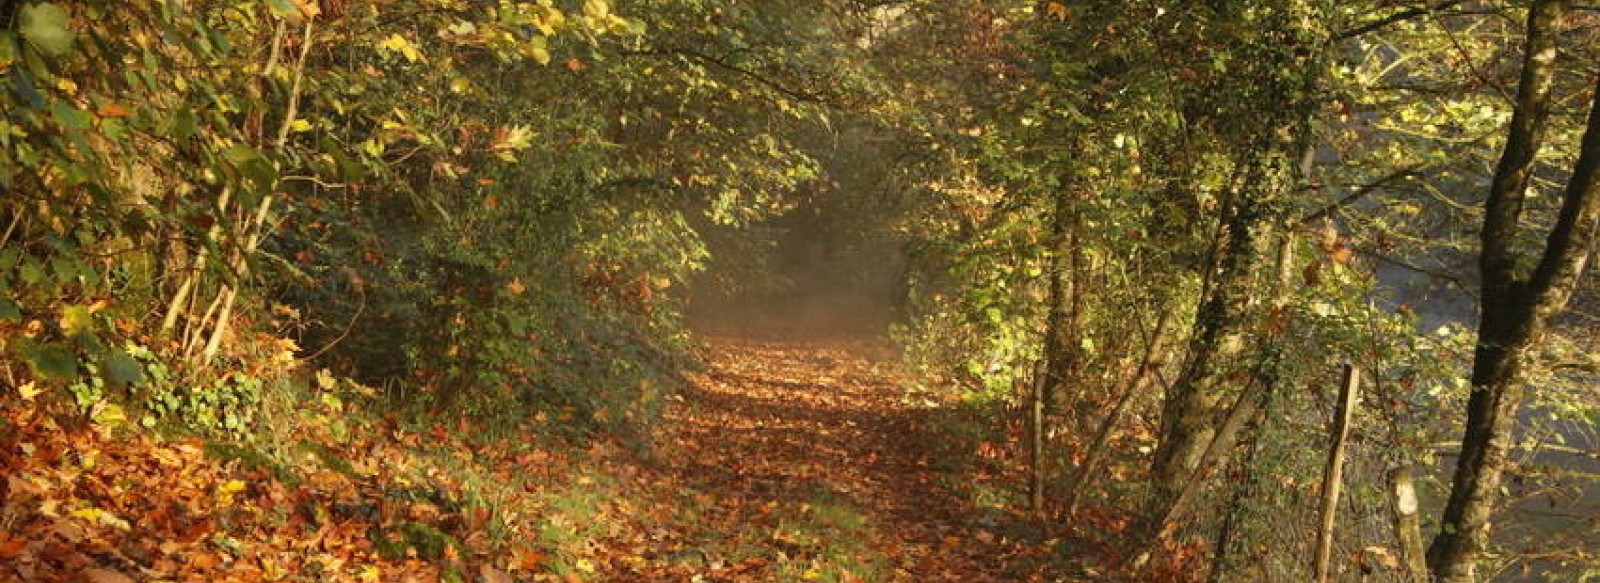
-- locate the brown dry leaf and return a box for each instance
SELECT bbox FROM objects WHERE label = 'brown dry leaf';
[1364,546,1401,570]
[79,568,136,583]
[480,565,514,583]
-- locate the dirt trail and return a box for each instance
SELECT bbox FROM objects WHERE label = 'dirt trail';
[613,336,1067,582]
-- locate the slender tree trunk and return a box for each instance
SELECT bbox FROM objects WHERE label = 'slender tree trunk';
[1064,305,1174,515]
[1027,183,1086,515]
[200,18,315,361]
[1145,370,1268,548]
[1208,394,1269,583]
[1426,3,1600,581]
[1029,360,1047,516]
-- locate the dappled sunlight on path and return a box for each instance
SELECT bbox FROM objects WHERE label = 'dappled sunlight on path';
[610,336,1071,582]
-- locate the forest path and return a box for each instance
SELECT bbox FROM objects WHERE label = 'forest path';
[610,336,1067,582]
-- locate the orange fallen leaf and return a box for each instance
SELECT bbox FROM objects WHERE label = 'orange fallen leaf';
[0,539,28,559]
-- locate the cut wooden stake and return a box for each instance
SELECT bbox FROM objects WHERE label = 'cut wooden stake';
[1314,365,1360,583]
[1391,465,1429,582]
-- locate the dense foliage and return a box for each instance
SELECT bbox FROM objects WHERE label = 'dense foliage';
[5,1,1600,582]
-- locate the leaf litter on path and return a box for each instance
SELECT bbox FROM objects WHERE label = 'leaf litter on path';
[1,336,1086,582]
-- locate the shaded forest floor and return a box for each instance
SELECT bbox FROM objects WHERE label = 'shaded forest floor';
[0,336,1089,582]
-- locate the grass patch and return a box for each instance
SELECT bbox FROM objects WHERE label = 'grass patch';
[202,441,300,487]
[534,471,618,578]
[370,521,461,560]
[296,439,359,478]
[771,491,888,583]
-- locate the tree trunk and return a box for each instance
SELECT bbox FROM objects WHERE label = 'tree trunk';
[1028,186,1081,516]
[1152,159,1282,501]
[1039,187,1083,412]
[1142,369,1267,554]
[1151,1,1325,503]
[1428,3,1600,581]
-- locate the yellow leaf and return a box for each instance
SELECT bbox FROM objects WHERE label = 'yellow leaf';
[574,558,596,573]
[217,479,248,506]
[521,36,551,65]
[262,557,285,581]
[315,368,337,390]
[153,447,184,467]
[358,565,380,581]
[60,304,94,338]
[289,119,313,132]
[90,403,125,428]
[17,382,44,401]
[291,0,321,19]
[70,507,132,530]
[376,34,424,63]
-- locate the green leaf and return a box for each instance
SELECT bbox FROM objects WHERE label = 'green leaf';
[50,101,92,130]
[60,304,93,339]
[167,107,197,140]
[19,2,75,58]
[28,343,79,379]
[0,31,20,67]
[103,349,145,387]
[0,298,20,322]
[20,261,45,285]
[91,403,126,427]
[224,143,277,192]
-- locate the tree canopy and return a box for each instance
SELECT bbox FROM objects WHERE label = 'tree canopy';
[4,1,1600,581]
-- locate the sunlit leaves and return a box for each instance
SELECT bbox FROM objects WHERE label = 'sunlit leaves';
[490,125,535,161]
[19,2,75,58]
[376,33,426,63]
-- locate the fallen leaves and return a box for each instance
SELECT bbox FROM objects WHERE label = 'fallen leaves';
[3,337,1091,583]
[79,567,136,583]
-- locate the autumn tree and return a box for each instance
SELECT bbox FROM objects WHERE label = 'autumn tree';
[1428,1,1600,579]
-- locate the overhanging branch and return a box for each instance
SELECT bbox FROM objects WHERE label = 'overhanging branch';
[619,46,834,105]
[1333,1,1472,42]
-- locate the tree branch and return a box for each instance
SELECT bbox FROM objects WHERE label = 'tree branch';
[619,46,835,105]
[1297,164,1430,224]
[1333,1,1472,42]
